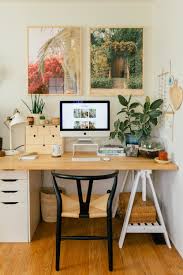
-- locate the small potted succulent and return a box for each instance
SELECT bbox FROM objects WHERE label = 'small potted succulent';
[110,95,163,145]
[39,115,46,125]
[22,94,45,125]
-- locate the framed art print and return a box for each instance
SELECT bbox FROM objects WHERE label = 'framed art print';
[28,26,81,95]
[90,27,144,96]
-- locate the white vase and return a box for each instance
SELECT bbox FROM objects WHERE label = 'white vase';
[32,114,40,125]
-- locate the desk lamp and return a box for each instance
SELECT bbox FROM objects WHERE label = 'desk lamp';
[4,109,26,156]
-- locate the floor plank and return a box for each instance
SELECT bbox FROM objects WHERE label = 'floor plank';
[0,218,183,275]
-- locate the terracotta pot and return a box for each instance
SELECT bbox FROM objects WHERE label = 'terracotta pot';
[27,116,34,126]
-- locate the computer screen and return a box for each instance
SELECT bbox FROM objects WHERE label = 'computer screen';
[60,101,110,136]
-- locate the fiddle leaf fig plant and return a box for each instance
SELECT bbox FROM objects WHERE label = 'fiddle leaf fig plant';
[110,95,163,143]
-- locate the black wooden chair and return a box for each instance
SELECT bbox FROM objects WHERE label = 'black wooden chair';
[51,170,119,272]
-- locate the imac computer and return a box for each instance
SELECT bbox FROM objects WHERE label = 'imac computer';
[60,100,110,139]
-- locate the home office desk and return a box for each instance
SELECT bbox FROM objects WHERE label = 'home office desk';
[0,153,177,247]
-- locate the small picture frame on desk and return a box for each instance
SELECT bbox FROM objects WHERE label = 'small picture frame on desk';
[125,144,139,157]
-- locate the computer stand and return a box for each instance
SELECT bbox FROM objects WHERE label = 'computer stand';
[72,138,99,156]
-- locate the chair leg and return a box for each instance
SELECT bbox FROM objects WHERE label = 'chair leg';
[107,215,113,271]
[56,216,61,271]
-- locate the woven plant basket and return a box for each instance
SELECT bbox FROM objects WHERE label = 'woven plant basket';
[41,187,57,222]
[117,192,157,223]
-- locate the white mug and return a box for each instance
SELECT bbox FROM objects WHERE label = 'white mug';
[52,144,61,157]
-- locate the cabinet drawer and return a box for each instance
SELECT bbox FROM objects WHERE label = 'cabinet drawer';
[26,144,52,154]
[0,179,27,191]
[0,190,26,202]
[26,125,38,136]
[49,125,60,135]
[38,126,50,135]
[26,135,44,145]
[0,202,28,242]
[0,170,27,180]
[44,135,62,145]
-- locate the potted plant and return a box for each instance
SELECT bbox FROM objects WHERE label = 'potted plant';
[110,95,163,144]
[39,115,46,125]
[22,94,45,125]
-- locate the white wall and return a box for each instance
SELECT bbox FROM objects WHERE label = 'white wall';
[0,1,152,149]
[152,0,183,257]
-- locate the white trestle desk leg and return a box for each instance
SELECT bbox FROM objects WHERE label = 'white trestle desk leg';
[146,171,171,248]
[142,170,146,202]
[118,170,142,248]
[112,170,129,218]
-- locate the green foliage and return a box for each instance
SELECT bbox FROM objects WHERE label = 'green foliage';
[91,28,143,85]
[110,95,163,143]
[127,75,142,89]
[91,78,113,89]
[22,94,45,114]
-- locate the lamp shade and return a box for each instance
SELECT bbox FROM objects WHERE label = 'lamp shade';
[9,112,26,127]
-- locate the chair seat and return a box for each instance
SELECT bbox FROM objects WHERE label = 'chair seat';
[61,193,109,218]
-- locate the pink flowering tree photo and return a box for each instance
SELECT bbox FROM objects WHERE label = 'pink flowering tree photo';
[28,27,81,95]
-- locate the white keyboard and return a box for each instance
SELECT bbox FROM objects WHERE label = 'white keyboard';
[72,157,101,162]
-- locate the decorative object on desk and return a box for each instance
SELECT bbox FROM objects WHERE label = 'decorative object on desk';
[125,144,139,157]
[159,150,168,161]
[51,117,60,126]
[4,109,26,156]
[19,152,38,160]
[154,157,171,164]
[139,138,164,159]
[39,115,46,125]
[52,144,62,157]
[27,116,34,125]
[22,94,45,125]
[28,26,81,95]
[110,95,163,144]
[169,79,183,111]
[90,27,143,96]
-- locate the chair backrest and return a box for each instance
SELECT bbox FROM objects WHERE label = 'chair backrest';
[52,170,119,218]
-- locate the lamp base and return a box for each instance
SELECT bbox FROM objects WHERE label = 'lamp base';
[5,150,19,156]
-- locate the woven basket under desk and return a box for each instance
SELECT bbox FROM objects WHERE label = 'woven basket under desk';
[117,192,157,223]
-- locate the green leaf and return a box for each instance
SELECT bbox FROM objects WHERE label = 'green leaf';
[142,114,150,124]
[131,121,140,126]
[129,102,140,109]
[135,130,143,140]
[146,96,150,103]
[117,132,125,143]
[128,95,132,104]
[150,99,163,110]
[149,110,162,118]
[118,95,128,106]
[131,112,142,118]
[117,108,127,115]
[110,131,116,139]
[114,119,120,130]
[119,121,125,131]
[144,101,150,112]
[150,118,158,125]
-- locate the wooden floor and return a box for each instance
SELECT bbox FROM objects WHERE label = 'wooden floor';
[0,218,183,275]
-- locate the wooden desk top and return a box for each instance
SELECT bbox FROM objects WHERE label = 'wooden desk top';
[0,153,178,171]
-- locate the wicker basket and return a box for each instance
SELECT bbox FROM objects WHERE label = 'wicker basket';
[118,192,156,223]
[41,187,57,222]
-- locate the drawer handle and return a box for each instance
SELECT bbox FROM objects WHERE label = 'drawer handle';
[1,191,18,193]
[1,179,18,182]
[2,202,19,205]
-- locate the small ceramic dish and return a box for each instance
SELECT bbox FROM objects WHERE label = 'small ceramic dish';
[154,157,171,164]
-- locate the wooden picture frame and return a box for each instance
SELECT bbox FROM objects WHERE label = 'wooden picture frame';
[89,27,144,96]
[27,26,82,95]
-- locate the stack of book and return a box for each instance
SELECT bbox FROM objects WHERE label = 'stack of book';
[98,145,126,156]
